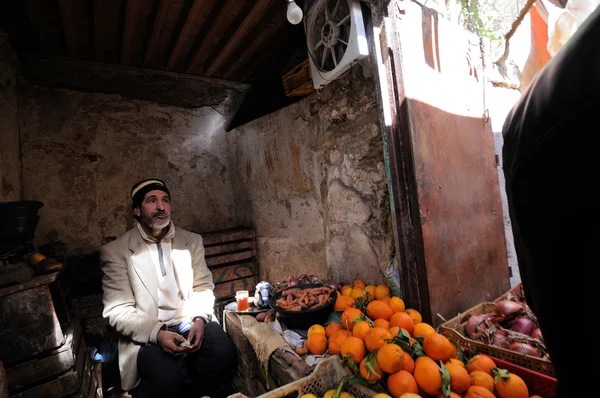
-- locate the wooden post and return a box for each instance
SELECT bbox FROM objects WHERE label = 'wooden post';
[0,361,8,398]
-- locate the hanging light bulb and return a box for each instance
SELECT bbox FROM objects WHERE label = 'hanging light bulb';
[286,0,303,25]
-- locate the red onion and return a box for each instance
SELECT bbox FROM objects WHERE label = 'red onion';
[509,342,540,357]
[492,329,510,348]
[532,328,543,340]
[495,300,523,317]
[465,314,491,338]
[511,317,536,336]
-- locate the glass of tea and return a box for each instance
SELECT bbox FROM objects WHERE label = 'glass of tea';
[236,290,249,312]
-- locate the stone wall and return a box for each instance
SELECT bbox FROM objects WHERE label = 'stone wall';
[18,85,242,252]
[229,65,392,285]
[0,32,21,201]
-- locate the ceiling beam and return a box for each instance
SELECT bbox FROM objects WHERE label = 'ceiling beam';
[166,0,218,71]
[222,6,287,81]
[93,0,124,62]
[22,0,66,55]
[204,0,274,77]
[58,0,93,59]
[236,28,287,82]
[186,0,246,75]
[121,0,156,65]
[143,0,187,69]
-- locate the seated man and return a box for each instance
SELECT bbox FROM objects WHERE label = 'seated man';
[100,178,236,397]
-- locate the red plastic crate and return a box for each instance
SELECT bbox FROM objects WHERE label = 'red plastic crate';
[491,357,557,398]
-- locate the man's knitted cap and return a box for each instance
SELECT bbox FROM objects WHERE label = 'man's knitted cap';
[130,178,170,209]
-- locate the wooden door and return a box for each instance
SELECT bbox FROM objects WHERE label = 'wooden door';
[369,0,510,325]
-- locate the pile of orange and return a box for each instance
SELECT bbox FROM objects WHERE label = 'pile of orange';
[297,279,536,398]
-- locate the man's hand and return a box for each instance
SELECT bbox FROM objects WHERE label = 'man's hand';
[157,329,189,356]
[187,317,206,352]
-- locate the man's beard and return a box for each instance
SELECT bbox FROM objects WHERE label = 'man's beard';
[140,210,170,230]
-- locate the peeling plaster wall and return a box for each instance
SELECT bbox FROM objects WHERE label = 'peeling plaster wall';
[0,32,21,201]
[229,66,392,285]
[18,84,239,252]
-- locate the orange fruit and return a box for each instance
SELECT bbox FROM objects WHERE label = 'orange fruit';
[365,327,393,352]
[341,336,366,363]
[423,333,455,362]
[306,333,327,355]
[377,343,405,373]
[374,319,390,330]
[380,296,391,304]
[401,351,415,373]
[360,357,383,381]
[465,385,496,398]
[328,330,351,355]
[445,362,470,394]
[307,324,326,338]
[387,370,418,398]
[469,370,495,393]
[388,326,401,337]
[350,287,366,300]
[367,300,394,321]
[405,309,422,324]
[388,296,406,313]
[495,372,529,398]
[413,356,443,396]
[389,312,415,336]
[353,320,371,341]
[436,393,462,398]
[466,354,497,375]
[364,285,376,298]
[326,322,344,338]
[413,322,436,338]
[341,308,363,330]
[341,285,353,296]
[353,279,366,289]
[374,284,391,299]
[445,358,466,369]
[334,295,356,312]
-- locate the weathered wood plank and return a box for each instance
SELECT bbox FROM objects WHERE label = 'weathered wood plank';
[211,262,257,284]
[22,0,66,55]
[121,0,157,65]
[204,240,254,256]
[201,228,255,246]
[186,0,246,74]
[269,349,310,387]
[93,0,124,63]
[205,250,256,268]
[144,0,188,68]
[166,0,218,71]
[222,4,286,80]
[58,0,93,59]
[0,272,56,298]
[213,276,258,299]
[235,27,287,82]
[12,369,79,398]
[204,0,274,76]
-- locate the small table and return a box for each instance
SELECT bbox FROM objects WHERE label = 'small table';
[224,311,310,396]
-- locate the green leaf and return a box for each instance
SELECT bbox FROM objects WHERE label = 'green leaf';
[326,311,343,325]
[493,368,510,383]
[410,341,426,358]
[384,272,402,298]
[439,361,451,398]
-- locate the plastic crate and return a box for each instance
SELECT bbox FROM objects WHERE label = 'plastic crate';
[282,59,315,97]
[252,356,378,398]
[492,357,557,398]
[439,302,555,377]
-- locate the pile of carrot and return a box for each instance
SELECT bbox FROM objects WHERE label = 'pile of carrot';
[275,286,334,311]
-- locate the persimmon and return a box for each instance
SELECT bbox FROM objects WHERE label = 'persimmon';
[341,336,366,363]
[401,351,415,373]
[365,285,376,298]
[387,370,418,398]
[334,295,356,312]
[423,333,455,362]
[353,320,371,341]
[374,319,391,330]
[466,354,497,375]
[465,385,496,398]
[365,327,393,352]
[445,361,470,394]
[375,284,391,299]
[360,356,383,381]
[469,370,495,393]
[326,322,343,338]
[306,333,327,355]
[353,279,366,289]
[405,309,422,324]
[413,322,436,338]
[350,287,366,300]
[389,312,415,336]
[413,356,443,396]
[377,343,405,373]
[367,300,394,321]
[495,370,529,398]
[341,308,363,330]
[328,330,351,355]
[388,296,406,313]
[341,285,353,296]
